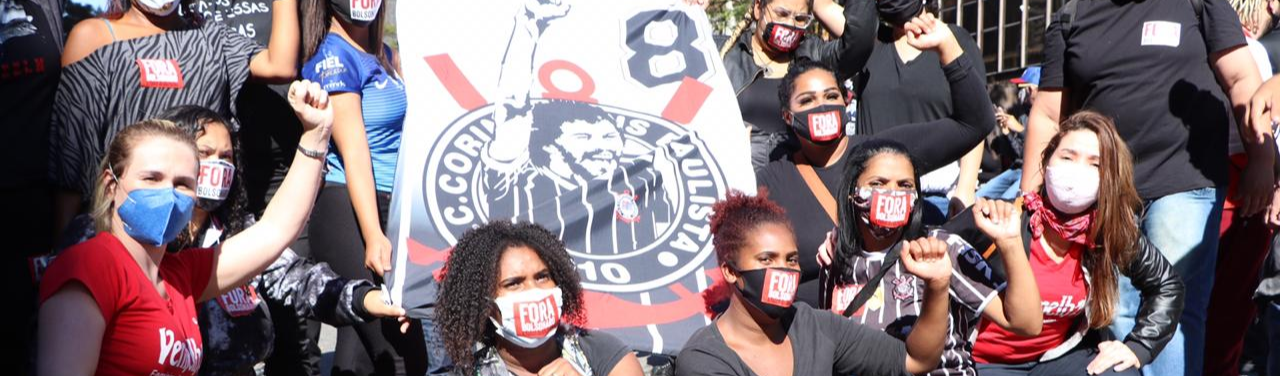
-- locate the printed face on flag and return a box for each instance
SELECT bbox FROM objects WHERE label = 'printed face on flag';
[390,0,756,355]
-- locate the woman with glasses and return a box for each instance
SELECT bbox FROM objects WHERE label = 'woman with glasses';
[711,0,877,170]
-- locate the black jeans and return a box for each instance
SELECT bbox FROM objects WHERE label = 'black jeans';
[309,183,426,376]
[975,332,1141,376]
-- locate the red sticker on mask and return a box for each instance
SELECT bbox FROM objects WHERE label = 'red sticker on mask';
[197,160,235,201]
[350,0,381,21]
[769,26,801,50]
[514,294,560,337]
[136,59,184,89]
[870,191,912,227]
[216,285,260,317]
[761,268,799,308]
[807,110,842,141]
[830,283,866,316]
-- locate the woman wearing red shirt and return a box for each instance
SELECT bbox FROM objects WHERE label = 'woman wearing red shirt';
[947,111,1185,375]
[35,80,334,376]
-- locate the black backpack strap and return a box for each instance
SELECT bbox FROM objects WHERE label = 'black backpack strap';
[840,242,904,317]
[1192,0,1204,23]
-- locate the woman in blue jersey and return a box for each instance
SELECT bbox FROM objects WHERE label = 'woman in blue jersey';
[298,0,419,374]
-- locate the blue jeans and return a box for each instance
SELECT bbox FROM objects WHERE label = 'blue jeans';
[1110,187,1224,376]
[419,310,454,376]
[977,169,1023,200]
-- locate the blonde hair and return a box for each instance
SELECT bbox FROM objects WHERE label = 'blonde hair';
[90,119,198,233]
[1232,0,1269,35]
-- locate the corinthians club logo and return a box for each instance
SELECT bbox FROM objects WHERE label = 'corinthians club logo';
[423,99,728,293]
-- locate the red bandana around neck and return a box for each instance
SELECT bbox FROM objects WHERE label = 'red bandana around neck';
[1024,192,1095,247]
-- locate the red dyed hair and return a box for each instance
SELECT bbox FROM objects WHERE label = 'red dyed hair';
[703,188,794,315]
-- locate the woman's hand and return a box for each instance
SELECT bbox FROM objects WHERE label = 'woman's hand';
[1087,341,1141,374]
[362,289,410,333]
[365,233,394,276]
[816,229,837,267]
[287,80,334,149]
[974,198,1022,242]
[537,357,584,376]
[903,13,954,51]
[901,237,952,289]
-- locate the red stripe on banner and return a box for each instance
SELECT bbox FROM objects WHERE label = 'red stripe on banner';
[581,268,725,329]
[424,54,486,111]
[661,76,713,125]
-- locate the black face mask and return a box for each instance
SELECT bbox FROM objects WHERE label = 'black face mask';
[735,267,800,319]
[790,104,846,144]
[329,0,381,27]
[762,22,805,53]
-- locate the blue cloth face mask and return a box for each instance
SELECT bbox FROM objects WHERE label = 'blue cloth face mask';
[112,168,196,247]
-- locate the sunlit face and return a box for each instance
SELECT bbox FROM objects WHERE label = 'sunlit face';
[855,153,916,191]
[1046,130,1101,174]
[752,0,813,53]
[545,120,624,181]
[494,245,557,299]
[785,69,844,123]
[107,137,199,228]
[195,122,234,166]
[723,223,800,285]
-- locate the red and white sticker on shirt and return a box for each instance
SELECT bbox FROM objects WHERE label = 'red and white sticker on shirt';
[197,159,235,201]
[216,285,260,318]
[830,283,866,316]
[1141,21,1181,48]
[136,59,184,89]
[807,110,843,142]
[761,268,799,308]
[514,294,560,337]
[350,0,381,22]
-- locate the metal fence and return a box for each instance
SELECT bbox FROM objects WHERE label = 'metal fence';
[939,0,1065,78]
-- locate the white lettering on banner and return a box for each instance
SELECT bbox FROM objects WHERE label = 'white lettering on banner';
[156,328,202,373]
[1141,21,1181,48]
[136,59,184,89]
[515,295,559,337]
[762,269,797,307]
[808,111,841,138]
[350,0,381,21]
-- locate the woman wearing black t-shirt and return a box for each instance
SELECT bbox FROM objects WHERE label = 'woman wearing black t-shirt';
[755,14,993,307]
[713,0,877,169]
[675,190,952,376]
[435,221,643,376]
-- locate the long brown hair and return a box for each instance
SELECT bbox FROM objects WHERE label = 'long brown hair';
[1039,111,1142,328]
[91,119,199,234]
[300,0,395,76]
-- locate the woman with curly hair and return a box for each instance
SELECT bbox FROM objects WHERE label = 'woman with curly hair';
[436,221,644,376]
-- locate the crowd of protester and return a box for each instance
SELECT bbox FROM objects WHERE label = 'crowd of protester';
[10,0,1280,374]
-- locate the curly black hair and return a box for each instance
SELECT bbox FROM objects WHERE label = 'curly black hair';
[155,105,253,251]
[436,221,586,374]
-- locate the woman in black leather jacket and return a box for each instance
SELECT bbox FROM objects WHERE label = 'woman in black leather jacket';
[944,111,1184,375]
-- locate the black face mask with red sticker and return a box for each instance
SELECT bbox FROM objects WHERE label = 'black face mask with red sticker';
[851,187,917,239]
[762,22,805,53]
[790,104,846,145]
[734,267,800,319]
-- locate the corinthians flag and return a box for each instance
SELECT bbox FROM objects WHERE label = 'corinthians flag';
[387,0,754,354]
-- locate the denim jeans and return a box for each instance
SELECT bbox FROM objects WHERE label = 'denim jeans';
[420,311,454,376]
[977,169,1023,200]
[1111,187,1224,376]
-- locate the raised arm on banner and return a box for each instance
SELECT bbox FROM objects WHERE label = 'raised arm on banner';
[489,0,571,165]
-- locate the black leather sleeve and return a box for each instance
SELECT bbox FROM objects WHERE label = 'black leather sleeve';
[1119,237,1186,366]
[800,0,877,81]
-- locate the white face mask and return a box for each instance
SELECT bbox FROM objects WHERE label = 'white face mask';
[489,287,563,349]
[1045,163,1100,214]
[135,0,178,16]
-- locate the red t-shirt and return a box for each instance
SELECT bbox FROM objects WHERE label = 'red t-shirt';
[40,232,216,376]
[972,236,1089,364]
